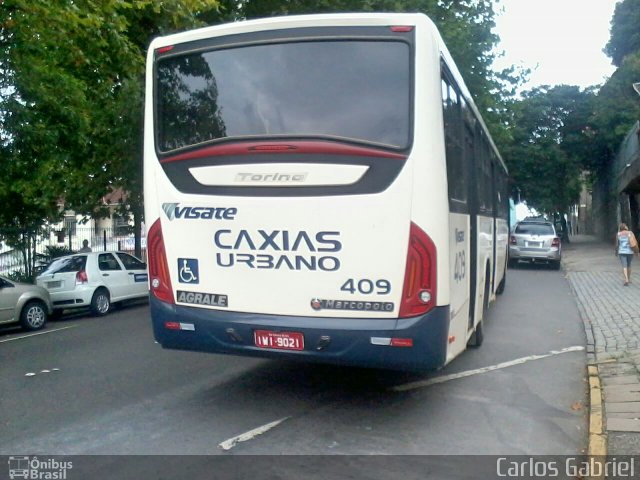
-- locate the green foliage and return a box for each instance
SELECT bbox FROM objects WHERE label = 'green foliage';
[502,0,640,218]
[605,0,640,67]
[45,245,73,259]
[502,85,591,216]
[591,51,640,170]
[1,0,222,265]
[7,270,33,284]
[1,0,222,219]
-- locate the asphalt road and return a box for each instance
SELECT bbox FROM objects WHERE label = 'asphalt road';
[0,265,588,475]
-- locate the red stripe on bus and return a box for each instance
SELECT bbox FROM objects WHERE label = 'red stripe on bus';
[160,141,407,163]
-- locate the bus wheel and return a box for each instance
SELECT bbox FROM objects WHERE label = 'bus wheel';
[496,269,506,295]
[469,272,490,347]
[467,321,484,348]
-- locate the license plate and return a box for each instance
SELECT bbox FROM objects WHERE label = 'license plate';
[527,241,541,248]
[254,330,304,351]
[47,281,62,288]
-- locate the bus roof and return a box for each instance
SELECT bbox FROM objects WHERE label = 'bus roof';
[149,13,435,49]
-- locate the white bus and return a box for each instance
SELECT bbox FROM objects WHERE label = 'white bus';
[144,13,509,371]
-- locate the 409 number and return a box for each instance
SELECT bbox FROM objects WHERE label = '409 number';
[340,278,391,295]
[454,250,466,282]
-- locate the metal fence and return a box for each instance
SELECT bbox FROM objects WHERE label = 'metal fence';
[0,227,147,277]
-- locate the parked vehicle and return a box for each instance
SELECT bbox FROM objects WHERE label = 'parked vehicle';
[508,220,561,269]
[36,252,149,316]
[0,275,52,331]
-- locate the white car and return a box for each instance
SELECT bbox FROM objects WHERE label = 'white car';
[36,252,149,316]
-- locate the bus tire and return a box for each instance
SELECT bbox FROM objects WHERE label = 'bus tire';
[467,321,484,348]
[91,288,111,316]
[496,268,506,295]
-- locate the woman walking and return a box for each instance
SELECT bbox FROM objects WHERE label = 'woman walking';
[615,223,639,286]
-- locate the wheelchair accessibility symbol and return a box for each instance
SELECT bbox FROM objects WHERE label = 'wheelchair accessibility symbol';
[178,258,199,284]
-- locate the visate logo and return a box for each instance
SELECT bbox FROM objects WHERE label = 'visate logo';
[161,203,238,221]
[162,203,178,220]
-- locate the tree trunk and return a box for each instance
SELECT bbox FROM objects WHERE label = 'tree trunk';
[133,206,142,259]
[560,214,570,244]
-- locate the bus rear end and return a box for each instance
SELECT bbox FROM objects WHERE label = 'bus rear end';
[144,14,450,371]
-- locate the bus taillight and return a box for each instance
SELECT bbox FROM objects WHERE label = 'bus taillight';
[390,26,413,32]
[399,222,436,318]
[148,219,174,304]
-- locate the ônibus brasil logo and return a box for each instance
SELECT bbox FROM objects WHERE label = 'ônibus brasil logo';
[162,203,237,221]
[8,456,73,479]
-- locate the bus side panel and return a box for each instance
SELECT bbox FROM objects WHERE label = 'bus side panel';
[494,217,509,294]
[446,212,470,363]
[410,21,451,308]
[474,215,494,324]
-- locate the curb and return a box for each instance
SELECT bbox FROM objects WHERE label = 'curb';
[587,364,606,480]
[565,270,608,475]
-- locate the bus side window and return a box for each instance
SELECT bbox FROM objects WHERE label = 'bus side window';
[474,130,493,215]
[441,74,467,211]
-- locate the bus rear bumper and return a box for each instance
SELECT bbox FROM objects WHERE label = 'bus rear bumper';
[150,297,449,372]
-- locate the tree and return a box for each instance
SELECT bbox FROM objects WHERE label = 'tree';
[1,0,222,271]
[501,85,593,237]
[605,0,640,67]
[591,51,640,169]
[587,0,640,209]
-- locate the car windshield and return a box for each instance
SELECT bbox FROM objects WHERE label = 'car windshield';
[515,224,555,236]
[40,256,87,275]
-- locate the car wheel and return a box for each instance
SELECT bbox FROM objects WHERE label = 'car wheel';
[91,288,111,316]
[20,300,48,331]
[551,260,561,270]
[508,258,517,268]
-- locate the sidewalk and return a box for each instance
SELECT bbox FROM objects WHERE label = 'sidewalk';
[562,234,640,455]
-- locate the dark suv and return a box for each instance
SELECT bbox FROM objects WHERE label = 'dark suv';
[508,220,561,269]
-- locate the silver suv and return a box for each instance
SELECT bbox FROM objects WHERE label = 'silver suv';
[508,220,561,269]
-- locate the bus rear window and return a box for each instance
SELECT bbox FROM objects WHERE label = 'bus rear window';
[155,40,411,152]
